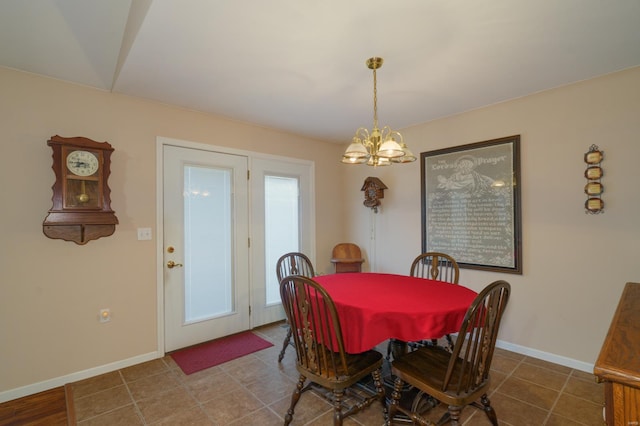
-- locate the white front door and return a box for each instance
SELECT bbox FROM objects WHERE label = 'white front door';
[163,144,249,352]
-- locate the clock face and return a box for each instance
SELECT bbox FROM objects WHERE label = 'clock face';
[66,150,99,176]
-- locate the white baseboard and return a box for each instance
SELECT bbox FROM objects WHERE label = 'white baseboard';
[0,340,595,404]
[496,339,594,373]
[0,351,160,404]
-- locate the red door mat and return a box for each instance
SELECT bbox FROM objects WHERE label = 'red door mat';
[170,331,273,375]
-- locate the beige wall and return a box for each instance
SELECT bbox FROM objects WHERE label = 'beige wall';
[0,67,344,399]
[342,66,640,368]
[1,65,639,400]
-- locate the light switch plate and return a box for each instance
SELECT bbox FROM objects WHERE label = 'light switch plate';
[137,228,152,240]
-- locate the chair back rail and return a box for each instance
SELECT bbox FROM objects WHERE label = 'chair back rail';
[276,252,315,282]
[410,252,460,284]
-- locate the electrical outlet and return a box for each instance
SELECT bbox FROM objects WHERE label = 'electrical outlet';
[137,227,152,240]
[99,308,111,323]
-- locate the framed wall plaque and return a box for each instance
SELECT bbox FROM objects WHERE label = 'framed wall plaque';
[420,135,522,274]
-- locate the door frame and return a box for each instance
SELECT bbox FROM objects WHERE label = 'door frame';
[155,136,315,356]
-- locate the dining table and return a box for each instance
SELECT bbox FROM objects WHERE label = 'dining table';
[313,272,478,354]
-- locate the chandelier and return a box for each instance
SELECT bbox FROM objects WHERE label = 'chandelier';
[342,57,416,166]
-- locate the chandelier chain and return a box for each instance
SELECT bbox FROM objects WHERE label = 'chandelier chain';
[373,68,378,129]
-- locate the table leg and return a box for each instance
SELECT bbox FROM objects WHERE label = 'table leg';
[388,339,409,361]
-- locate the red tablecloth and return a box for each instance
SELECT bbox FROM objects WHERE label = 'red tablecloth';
[314,272,478,354]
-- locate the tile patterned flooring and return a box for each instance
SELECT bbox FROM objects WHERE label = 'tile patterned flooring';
[70,323,605,425]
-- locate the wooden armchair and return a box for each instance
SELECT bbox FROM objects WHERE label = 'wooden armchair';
[330,243,365,273]
[280,275,385,425]
[386,280,511,426]
[276,252,315,362]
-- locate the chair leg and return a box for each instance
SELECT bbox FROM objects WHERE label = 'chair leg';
[372,368,387,414]
[332,388,344,425]
[278,326,293,362]
[387,339,409,361]
[284,374,306,426]
[480,394,498,426]
[385,376,403,425]
[447,405,462,426]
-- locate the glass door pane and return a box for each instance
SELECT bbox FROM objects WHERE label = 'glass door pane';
[184,165,233,323]
[264,175,299,305]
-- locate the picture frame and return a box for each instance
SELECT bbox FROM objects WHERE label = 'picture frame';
[420,135,522,274]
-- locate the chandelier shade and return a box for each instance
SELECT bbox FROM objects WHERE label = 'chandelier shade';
[342,57,415,166]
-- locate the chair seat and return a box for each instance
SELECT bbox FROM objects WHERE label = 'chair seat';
[299,349,383,389]
[392,345,490,407]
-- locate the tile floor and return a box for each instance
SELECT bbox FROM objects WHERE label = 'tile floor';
[70,323,605,425]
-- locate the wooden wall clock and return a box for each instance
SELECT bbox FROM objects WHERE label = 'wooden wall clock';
[43,135,118,244]
[361,176,387,213]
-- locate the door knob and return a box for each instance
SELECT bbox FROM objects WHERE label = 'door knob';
[167,260,183,269]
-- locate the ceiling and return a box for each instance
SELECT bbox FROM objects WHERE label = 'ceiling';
[2,1,640,143]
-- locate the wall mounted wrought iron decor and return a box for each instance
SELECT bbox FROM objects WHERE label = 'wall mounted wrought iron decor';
[584,144,604,214]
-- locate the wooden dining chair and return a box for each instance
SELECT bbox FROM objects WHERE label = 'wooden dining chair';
[386,280,511,426]
[412,252,460,349]
[280,275,386,426]
[388,252,461,359]
[276,252,316,363]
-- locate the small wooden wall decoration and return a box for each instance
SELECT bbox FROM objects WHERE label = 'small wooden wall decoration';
[361,177,387,213]
[584,144,604,214]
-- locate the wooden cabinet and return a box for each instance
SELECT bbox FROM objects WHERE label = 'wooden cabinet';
[594,282,640,426]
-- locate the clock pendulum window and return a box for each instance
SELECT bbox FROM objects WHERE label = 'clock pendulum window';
[43,135,119,244]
